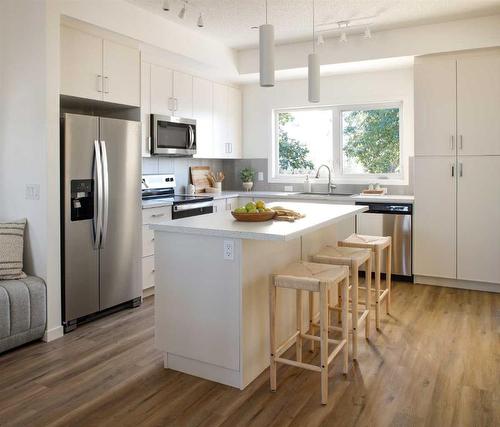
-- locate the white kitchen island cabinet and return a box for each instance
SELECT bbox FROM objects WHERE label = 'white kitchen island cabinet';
[151,202,366,389]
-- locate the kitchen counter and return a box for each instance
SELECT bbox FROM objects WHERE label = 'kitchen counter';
[153,201,366,389]
[150,202,366,241]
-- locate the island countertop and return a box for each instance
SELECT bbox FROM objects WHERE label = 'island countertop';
[150,202,367,241]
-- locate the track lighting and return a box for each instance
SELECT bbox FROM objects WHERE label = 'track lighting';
[364,27,371,39]
[162,0,170,11]
[197,13,204,27]
[178,3,186,19]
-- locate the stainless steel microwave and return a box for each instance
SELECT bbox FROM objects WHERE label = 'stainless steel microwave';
[150,114,196,156]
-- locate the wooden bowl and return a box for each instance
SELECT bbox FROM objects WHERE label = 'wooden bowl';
[231,211,276,222]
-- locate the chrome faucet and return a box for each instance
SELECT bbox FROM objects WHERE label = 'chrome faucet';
[315,164,336,194]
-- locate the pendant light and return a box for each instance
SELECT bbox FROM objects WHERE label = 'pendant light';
[259,0,275,87]
[308,0,320,102]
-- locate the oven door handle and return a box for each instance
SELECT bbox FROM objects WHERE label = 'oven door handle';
[173,201,213,212]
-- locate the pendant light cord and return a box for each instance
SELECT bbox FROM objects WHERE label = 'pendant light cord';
[312,0,315,53]
[266,0,268,24]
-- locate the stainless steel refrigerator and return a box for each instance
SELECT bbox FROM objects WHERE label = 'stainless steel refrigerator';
[61,113,142,332]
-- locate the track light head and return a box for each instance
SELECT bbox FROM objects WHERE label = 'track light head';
[317,34,324,46]
[162,0,170,11]
[178,3,186,19]
[197,13,204,27]
[364,27,372,39]
[339,31,347,43]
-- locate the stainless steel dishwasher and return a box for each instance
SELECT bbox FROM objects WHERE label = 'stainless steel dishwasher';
[355,202,413,281]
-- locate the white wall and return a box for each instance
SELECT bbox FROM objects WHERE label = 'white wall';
[242,67,414,182]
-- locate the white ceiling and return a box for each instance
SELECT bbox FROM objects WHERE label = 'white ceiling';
[128,0,500,50]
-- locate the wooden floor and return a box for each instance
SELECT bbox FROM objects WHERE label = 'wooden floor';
[0,282,498,427]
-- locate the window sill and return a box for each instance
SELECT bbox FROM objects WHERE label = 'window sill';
[268,177,408,186]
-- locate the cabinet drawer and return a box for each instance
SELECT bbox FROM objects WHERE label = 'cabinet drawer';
[142,225,155,257]
[142,255,155,290]
[143,207,172,224]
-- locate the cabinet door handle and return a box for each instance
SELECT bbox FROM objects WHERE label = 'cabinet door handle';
[450,135,454,150]
[174,98,178,111]
[151,213,165,218]
[97,75,103,93]
[459,135,463,150]
[103,76,109,94]
[451,164,455,177]
[168,97,174,111]
[459,162,463,177]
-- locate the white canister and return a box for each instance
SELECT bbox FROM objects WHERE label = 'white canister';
[187,184,196,195]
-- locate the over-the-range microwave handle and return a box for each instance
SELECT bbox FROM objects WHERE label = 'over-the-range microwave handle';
[93,140,103,249]
[100,140,110,249]
[187,125,195,149]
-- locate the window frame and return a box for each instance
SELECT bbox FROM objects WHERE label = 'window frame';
[270,101,405,185]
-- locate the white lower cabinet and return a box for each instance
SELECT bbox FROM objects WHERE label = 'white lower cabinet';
[457,156,500,283]
[414,157,457,279]
[142,255,155,291]
[225,197,238,211]
[213,199,226,214]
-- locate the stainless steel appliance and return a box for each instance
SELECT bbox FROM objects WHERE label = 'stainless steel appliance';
[61,113,142,332]
[355,202,413,280]
[150,114,196,156]
[141,174,214,219]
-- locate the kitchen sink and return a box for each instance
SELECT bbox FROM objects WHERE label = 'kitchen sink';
[298,192,354,197]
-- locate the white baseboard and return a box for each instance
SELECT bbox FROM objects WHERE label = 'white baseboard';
[415,275,500,293]
[143,286,155,298]
[43,325,64,342]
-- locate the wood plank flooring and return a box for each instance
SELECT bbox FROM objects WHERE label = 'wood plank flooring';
[0,283,498,427]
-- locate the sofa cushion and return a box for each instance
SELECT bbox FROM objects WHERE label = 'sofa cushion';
[0,218,27,280]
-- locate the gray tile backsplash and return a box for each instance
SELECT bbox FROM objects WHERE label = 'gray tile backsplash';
[142,157,224,193]
[222,158,414,195]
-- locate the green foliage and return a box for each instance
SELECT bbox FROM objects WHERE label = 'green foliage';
[240,167,255,183]
[278,112,314,174]
[343,108,400,174]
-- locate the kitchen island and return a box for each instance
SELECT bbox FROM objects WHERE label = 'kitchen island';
[151,202,367,389]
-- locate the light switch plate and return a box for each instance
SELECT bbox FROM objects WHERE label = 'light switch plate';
[257,171,264,181]
[25,184,40,200]
[223,240,234,260]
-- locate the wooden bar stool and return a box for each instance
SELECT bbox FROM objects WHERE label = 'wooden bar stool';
[270,261,349,405]
[312,246,372,359]
[339,234,392,330]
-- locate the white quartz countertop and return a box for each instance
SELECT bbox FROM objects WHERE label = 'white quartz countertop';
[351,194,414,203]
[150,202,368,241]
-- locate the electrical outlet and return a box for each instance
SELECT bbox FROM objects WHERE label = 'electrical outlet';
[25,184,40,200]
[257,171,264,181]
[284,185,293,192]
[223,240,234,260]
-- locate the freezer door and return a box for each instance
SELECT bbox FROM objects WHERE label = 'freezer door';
[99,117,142,310]
[63,114,100,321]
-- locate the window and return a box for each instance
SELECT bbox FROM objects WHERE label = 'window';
[273,103,403,182]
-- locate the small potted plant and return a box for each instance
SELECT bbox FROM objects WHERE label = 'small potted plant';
[240,167,255,191]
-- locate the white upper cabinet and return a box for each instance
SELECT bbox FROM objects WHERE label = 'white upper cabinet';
[141,62,151,157]
[102,39,140,106]
[414,156,457,279]
[414,57,457,156]
[212,83,242,159]
[61,26,103,100]
[457,53,500,156]
[60,25,140,106]
[193,77,213,158]
[150,64,173,116]
[457,156,500,283]
[172,71,193,118]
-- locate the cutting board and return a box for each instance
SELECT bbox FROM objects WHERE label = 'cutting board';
[190,166,211,193]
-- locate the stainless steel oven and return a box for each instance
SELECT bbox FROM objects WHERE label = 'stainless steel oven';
[150,114,196,156]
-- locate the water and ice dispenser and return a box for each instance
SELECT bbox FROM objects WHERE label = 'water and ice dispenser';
[70,179,94,221]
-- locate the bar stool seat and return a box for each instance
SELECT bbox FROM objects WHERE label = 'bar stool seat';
[312,245,372,359]
[339,233,392,330]
[270,261,349,405]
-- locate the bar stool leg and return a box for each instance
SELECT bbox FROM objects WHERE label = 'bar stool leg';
[296,289,303,363]
[320,285,329,405]
[341,277,349,374]
[375,249,381,330]
[269,279,277,392]
[365,255,372,339]
[351,262,359,360]
[386,244,392,315]
[309,292,315,352]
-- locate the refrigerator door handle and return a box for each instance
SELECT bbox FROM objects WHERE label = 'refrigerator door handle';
[93,140,103,249]
[100,140,110,248]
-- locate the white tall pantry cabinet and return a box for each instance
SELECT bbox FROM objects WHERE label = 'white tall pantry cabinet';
[414,50,500,287]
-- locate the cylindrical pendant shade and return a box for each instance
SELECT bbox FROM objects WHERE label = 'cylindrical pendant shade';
[259,24,275,87]
[308,52,320,103]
